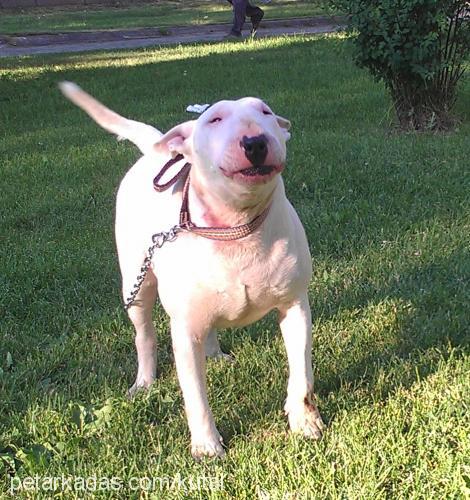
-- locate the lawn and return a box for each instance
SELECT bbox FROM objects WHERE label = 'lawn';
[0,0,330,35]
[0,34,469,498]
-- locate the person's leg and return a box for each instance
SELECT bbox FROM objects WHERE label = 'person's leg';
[230,0,248,36]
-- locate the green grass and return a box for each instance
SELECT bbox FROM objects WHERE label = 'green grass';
[0,0,330,35]
[0,35,469,498]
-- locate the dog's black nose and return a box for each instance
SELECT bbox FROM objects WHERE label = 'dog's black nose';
[241,134,268,165]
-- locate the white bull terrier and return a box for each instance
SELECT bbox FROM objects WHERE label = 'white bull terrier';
[60,82,324,459]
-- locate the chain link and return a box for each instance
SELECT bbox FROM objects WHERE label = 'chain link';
[123,225,183,310]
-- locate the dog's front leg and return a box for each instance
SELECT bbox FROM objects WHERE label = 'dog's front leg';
[171,319,225,459]
[279,294,324,439]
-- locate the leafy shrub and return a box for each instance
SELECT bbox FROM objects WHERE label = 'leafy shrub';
[335,0,469,130]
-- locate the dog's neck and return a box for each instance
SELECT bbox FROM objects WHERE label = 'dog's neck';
[187,170,279,229]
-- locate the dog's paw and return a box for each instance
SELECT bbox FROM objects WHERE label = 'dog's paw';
[191,433,225,460]
[207,351,235,363]
[127,378,154,399]
[286,397,324,440]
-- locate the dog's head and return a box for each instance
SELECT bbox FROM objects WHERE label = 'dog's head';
[154,98,290,203]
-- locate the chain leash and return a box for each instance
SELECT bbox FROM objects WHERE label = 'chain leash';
[123,225,183,310]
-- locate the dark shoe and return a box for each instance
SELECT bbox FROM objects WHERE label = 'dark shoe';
[251,10,264,34]
[224,30,242,40]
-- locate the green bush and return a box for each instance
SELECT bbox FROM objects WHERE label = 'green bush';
[336,0,469,130]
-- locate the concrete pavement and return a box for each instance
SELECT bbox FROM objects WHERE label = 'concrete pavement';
[0,16,346,57]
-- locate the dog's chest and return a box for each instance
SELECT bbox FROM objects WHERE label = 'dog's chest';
[218,238,298,298]
[156,233,305,327]
[213,255,299,327]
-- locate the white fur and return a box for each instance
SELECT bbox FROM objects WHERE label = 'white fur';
[60,82,324,458]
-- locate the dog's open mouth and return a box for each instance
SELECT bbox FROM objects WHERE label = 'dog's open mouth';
[220,163,283,183]
[238,165,276,177]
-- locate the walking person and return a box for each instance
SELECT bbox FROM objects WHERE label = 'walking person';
[226,0,266,38]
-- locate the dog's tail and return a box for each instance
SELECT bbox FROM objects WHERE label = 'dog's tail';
[59,81,163,155]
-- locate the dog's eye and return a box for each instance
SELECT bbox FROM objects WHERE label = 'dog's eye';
[209,117,222,124]
[262,109,273,116]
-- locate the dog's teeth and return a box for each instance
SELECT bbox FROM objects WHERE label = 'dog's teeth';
[240,165,274,176]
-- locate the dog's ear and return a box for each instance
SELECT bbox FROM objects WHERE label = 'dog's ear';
[276,115,291,141]
[154,120,196,157]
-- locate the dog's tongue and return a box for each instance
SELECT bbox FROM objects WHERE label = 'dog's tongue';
[239,165,274,176]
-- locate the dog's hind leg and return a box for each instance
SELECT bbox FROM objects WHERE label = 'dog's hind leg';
[115,174,161,397]
[205,330,233,362]
[124,266,158,398]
